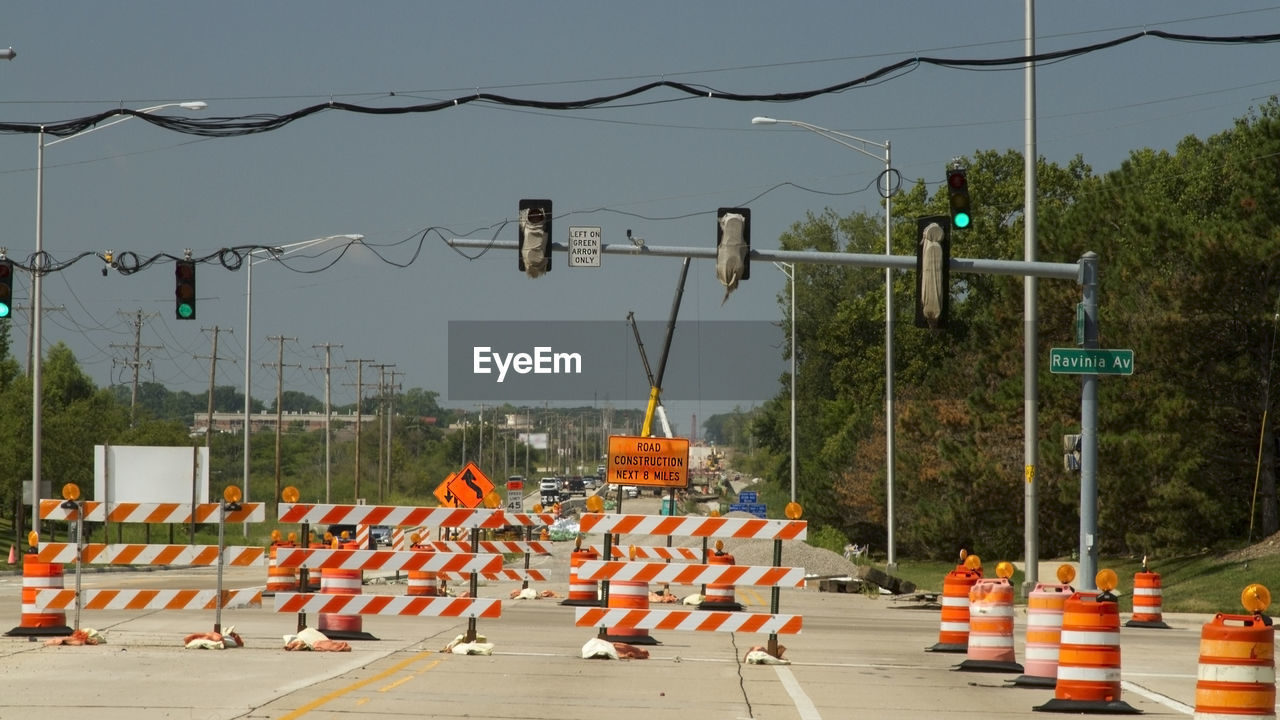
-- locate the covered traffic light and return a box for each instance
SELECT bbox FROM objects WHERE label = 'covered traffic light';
[715,207,750,303]
[914,216,949,329]
[518,199,552,277]
[0,259,12,319]
[174,259,196,320]
[946,167,971,229]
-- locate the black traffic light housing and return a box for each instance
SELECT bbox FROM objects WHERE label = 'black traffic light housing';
[518,199,552,277]
[946,167,971,230]
[715,207,751,292]
[175,259,196,320]
[914,215,950,329]
[0,259,12,319]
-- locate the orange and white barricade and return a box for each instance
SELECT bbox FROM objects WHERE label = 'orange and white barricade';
[1125,562,1170,629]
[928,554,982,653]
[956,569,1023,674]
[1192,583,1275,720]
[562,544,601,607]
[1014,581,1075,687]
[698,543,744,611]
[6,549,72,637]
[1035,570,1139,714]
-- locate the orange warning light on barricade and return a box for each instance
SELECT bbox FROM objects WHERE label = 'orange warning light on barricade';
[27,531,38,550]
[483,490,502,509]
[281,486,300,503]
[1241,583,1271,613]
[1057,564,1077,584]
[271,529,281,542]
[784,502,803,520]
[1096,568,1118,593]
[61,483,81,502]
[964,554,982,572]
[287,531,297,543]
[995,561,1014,579]
[585,495,604,513]
[223,485,242,504]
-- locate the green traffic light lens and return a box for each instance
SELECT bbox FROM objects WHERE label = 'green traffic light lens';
[953,212,971,229]
[0,303,9,319]
[177,303,194,319]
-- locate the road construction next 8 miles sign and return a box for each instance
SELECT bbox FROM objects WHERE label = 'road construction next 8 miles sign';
[607,435,691,489]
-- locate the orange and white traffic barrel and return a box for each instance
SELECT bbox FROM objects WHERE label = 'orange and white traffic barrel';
[265,540,297,596]
[406,542,441,597]
[1034,570,1139,714]
[317,541,377,641]
[957,562,1023,673]
[1013,565,1077,688]
[1193,584,1275,720]
[603,579,658,646]
[1125,564,1170,629]
[699,542,743,611]
[928,552,982,653]
[6,548,73,637]
[561,546,601,607]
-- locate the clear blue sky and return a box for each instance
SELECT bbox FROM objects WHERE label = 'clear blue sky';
[0,2,1276,433]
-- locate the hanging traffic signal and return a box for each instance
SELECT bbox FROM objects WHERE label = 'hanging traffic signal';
[518,199,552,277]
[946,167,971,229]
[0,259,12,319]
[914,216,950,329]
[174,259,196,320]
[715,207,750,303]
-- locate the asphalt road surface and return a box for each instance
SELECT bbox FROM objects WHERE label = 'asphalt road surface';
[0,536,1227,720]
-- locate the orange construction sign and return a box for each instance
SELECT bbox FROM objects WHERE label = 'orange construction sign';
[607,435,691,489]
[433,463,496,509]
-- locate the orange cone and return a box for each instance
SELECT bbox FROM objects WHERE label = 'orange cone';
[928,552,982,653]
[7,545,14,564]
[1125,558,1170,629]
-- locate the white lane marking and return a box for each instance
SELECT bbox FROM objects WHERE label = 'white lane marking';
[774,665,823,720]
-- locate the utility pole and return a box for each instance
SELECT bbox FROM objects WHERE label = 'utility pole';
[387,369,404,502]
[369,363,395,504]
[345,358,375,503]
[110,309,160,426]
[265,335,299,515]
[195,327,234,543]
[310,343,343,503]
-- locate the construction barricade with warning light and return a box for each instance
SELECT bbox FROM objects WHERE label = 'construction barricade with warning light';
[20,486,265,638]
[1034,569,1140,715]
[574,500,807,659]
[928,550,983,653]
[956,561,1023,674]
[1193,583,1275,719]
[1125,557,1171,629]
[1013,564,1077,688]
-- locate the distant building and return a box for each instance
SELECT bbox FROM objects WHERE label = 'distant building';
[191,410,375,434]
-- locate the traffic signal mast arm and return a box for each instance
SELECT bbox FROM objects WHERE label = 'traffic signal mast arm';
[447,236,1081,281]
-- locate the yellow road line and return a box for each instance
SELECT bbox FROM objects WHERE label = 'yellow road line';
[276,650,436,719]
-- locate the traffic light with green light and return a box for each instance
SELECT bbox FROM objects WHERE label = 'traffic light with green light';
[174,259,196,320]
[0,259,12,319]
[946,167,971,230]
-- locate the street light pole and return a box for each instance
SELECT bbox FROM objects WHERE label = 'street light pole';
[242,234,363,512]
[773,262,797,504]
[752,116,897,568]
[30,101,206,537]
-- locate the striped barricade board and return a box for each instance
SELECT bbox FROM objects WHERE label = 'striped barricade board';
[436,569,548,583]
[497,511,557,527]
[35,588,263,611]
[272,592,501,618]
[279,503,506,529]
[579,513,807,540]
[426,540,553,555]
[577,560,806,587]
[37,543,265,566]
[574,607,802,634]
[586,544,701,561]
[273,547,502,574]
[39,500,265,524]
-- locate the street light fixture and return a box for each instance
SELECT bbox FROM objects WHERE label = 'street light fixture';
[242,234,364,512]
[773,262,797,505]
[751,116,898,569]
[31,101,207,536]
